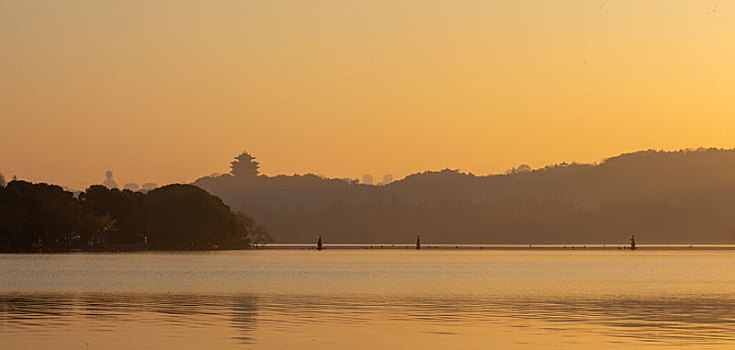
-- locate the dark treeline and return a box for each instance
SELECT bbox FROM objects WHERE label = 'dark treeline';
[0,179,269,252]
[194,148,735,244]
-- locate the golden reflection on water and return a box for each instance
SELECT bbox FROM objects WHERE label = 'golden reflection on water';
[1,250,734,349]
[1,293,734,349]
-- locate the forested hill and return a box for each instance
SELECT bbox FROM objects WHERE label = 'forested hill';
[193,148,735,244]
[0,182,265,252]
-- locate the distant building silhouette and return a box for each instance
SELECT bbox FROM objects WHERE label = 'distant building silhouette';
[378,174,393,185]
[103,170,118,189]
[123,183,139,191]
[231,151,260,177]
[141,183,157,191]
[362,174,373,185]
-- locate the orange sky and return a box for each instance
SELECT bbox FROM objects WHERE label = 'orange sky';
[1,1,734,189]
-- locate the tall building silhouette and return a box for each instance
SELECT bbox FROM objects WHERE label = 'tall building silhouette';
[381,174,393,185]
[123,183,139,191]
[103,170,118,189]
[362,174,373,185]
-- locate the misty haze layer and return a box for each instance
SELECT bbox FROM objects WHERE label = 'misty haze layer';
[194,148,735,244]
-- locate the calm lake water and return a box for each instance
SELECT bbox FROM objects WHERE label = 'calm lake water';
[1,250,734,349]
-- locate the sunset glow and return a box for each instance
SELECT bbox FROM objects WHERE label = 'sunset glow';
[2,1,734,189]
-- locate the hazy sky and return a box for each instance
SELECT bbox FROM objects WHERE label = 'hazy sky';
[1,1,734,189]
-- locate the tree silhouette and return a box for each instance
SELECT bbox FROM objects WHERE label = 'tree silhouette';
[79,185,147,245]
[236,213,272,248]
[0,181,86,251]
[146,184,250,249]
[1,180,265,252]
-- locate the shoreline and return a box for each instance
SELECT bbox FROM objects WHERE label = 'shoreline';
[3,243,735,253]
[264,243,735,251]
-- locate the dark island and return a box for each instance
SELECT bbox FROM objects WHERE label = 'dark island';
[0,179,270,253]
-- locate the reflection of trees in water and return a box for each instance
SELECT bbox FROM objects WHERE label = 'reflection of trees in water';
[0,294,77,329]
[0,293,259,345]
[229,296,258,344]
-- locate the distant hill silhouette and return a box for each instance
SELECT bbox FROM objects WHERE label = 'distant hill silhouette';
[193,148,735,244]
